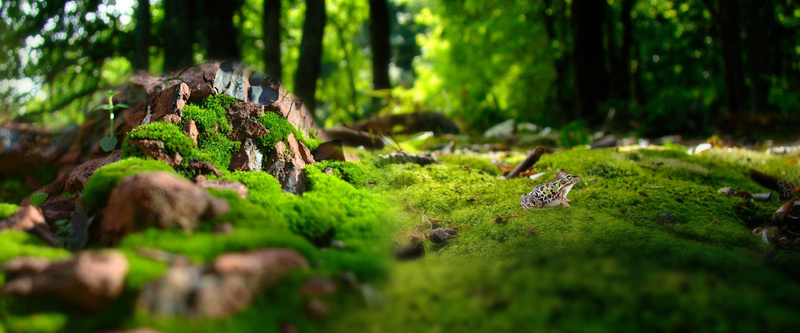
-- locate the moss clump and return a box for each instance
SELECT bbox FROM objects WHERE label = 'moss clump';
[257,112,323,152]
[0,231,70,263]
[121,121,197,160]
[311,160,375,187]
[181,94,237,134]
[439,154,501,176]
[82,157,176,209]
[196,131,241,170]
[0,203,20,219]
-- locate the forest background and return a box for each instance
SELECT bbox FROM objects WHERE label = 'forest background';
[1,0,799,138]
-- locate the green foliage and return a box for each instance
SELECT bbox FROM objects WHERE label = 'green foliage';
[122,121,198,160]
[181,94,237,134]
[558,121,591,148]
[196,131,241,170]
[257,112,294,148]
[0,203,20,219]
[81,157,176,210]
[28,193,48,207]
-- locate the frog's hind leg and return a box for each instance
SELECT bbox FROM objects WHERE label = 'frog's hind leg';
[558,197,571,207]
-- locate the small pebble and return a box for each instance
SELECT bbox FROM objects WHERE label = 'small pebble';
[752,193,772,202]
[718,187,734,196]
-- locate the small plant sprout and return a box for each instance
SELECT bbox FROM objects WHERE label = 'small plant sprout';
[94,90,130,152]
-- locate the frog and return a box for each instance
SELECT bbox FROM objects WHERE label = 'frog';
[519,173,580,210]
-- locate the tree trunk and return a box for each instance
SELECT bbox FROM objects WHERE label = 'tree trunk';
[294,0,326,117]
[163,0,194,71]
[540,0,573,122]
[570,0,610,125]
[202,0,243,61]
[133,0,150,71]
[715,0,747,114]
[263,0,282,80]
[369,0,392,92]
[616,0,635,101]
[745,1,772,111]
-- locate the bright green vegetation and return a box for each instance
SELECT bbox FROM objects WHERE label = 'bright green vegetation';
[309,160,377,188]
[0,203,19,219]
[182,94,237,134]
[257,112,323,152]
[121,121,197,160]
[438,154,501,176]
[196,131,241,170]
[81,157,176,210]
[320,146,800,332]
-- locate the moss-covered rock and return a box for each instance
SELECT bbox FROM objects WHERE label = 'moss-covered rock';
[122,122,197,160]
[82,157,176,210]
[181,94,237,134]
[257,112,322,152]
[0,202,20,219]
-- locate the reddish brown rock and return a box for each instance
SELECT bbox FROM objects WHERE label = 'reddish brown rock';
[127,139,184,166]
[193,175,249,199]
[265,135,308,194]
[65,150,121,193]
[100,172,229,246]
[229,139,263,172]
[0,250,129,311]
[227,103,268,142]
[183,119,199,145]
[137,248,309,318]
[301,275,338,297]
[39,197,74,222]
[125,82,191,133]
[0,205,61,247]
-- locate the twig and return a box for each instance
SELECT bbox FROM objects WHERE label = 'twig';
[505,146,547,179]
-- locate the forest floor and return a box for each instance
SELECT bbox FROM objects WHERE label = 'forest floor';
[2,135,800,332]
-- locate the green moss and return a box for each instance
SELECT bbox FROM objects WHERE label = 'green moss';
[257,112,323,152]
[0,203,19,219]
[121,121,197,160]
[310,160,376,187]
[2,313,69,333]
[82,157,176,210]
[439,154,501,176]
[0,231,70,263]
[196,131,241,170]
[181,95,236,135]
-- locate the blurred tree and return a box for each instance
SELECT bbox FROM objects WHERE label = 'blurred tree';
[163,0,196,70]
[369,0,392,94]
[133,0,151,71]
[295,0,326,117]
[201,0,245,61]
[570,0,610,126]
[263,0,282,79]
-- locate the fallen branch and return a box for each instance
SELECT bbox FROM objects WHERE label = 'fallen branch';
[504,146,547,179]
[748,169,794,200]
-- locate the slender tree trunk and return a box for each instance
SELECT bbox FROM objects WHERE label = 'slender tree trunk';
[715,0,747,114]
[202,0,243,61]
[617,0,634,101]
[745,1,771,111]
[369,0,392,92]
[163,0,194,71]
[263,0,282,79]
[570,0,610,125]
[540,0,572,122]
[133,0,150,71]
[294,0,327,117]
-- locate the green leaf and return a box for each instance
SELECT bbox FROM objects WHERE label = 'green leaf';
[100,136,118,152]
[54,219,68,226]
[30,193,48,207]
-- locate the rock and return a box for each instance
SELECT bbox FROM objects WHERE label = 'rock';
[427,228,458,244]
[38,197,74,222]
[773,198,800,222]
[211,223,234,234]
[657,212,677,225]
[137,248,309,318]
[265,134,310,194]
[183,119,199,145]
[214,61,251,102]
[373,151,438,167]
[65,150,122,193]
[125,82,191,133]
[100,172,229,246]
[0,205,61,247]
[301,275,338,297]
[484,119,515,139]
[752,193,772,202]
[718,187,735,196]
[591,134,618,148]
[305,299,330,319]
[227,102,268,142]
[351,111,459,136]
[312,140,360,162]
[20,172,68,206]
[176,160,223,178]
[0,250,129,311]
[127,139,184,166]
[194,175,248,199]
[394,232,425,260]
[229,138,263,172]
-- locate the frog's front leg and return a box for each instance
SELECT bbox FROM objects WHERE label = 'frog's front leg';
[558,197,571,207]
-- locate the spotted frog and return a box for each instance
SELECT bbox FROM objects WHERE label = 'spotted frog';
[519,173,580,210]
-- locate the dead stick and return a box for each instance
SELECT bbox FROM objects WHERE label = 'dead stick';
[505,146,547,179]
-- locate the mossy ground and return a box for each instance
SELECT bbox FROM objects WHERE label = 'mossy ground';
[4,129,800,331]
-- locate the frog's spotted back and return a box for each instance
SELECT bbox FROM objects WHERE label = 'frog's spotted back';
[520,173,580,210]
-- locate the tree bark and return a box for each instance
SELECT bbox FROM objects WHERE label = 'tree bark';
[201,0,243,61]
[263,0,282,80]
[163,0,194,71]
[294,0,327,117]
[745,1,772,111]
[715,0,747,114]
[570,0,610,125]
[133,0,151,71]
[369,0,392,92]
[540,0,573,122]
